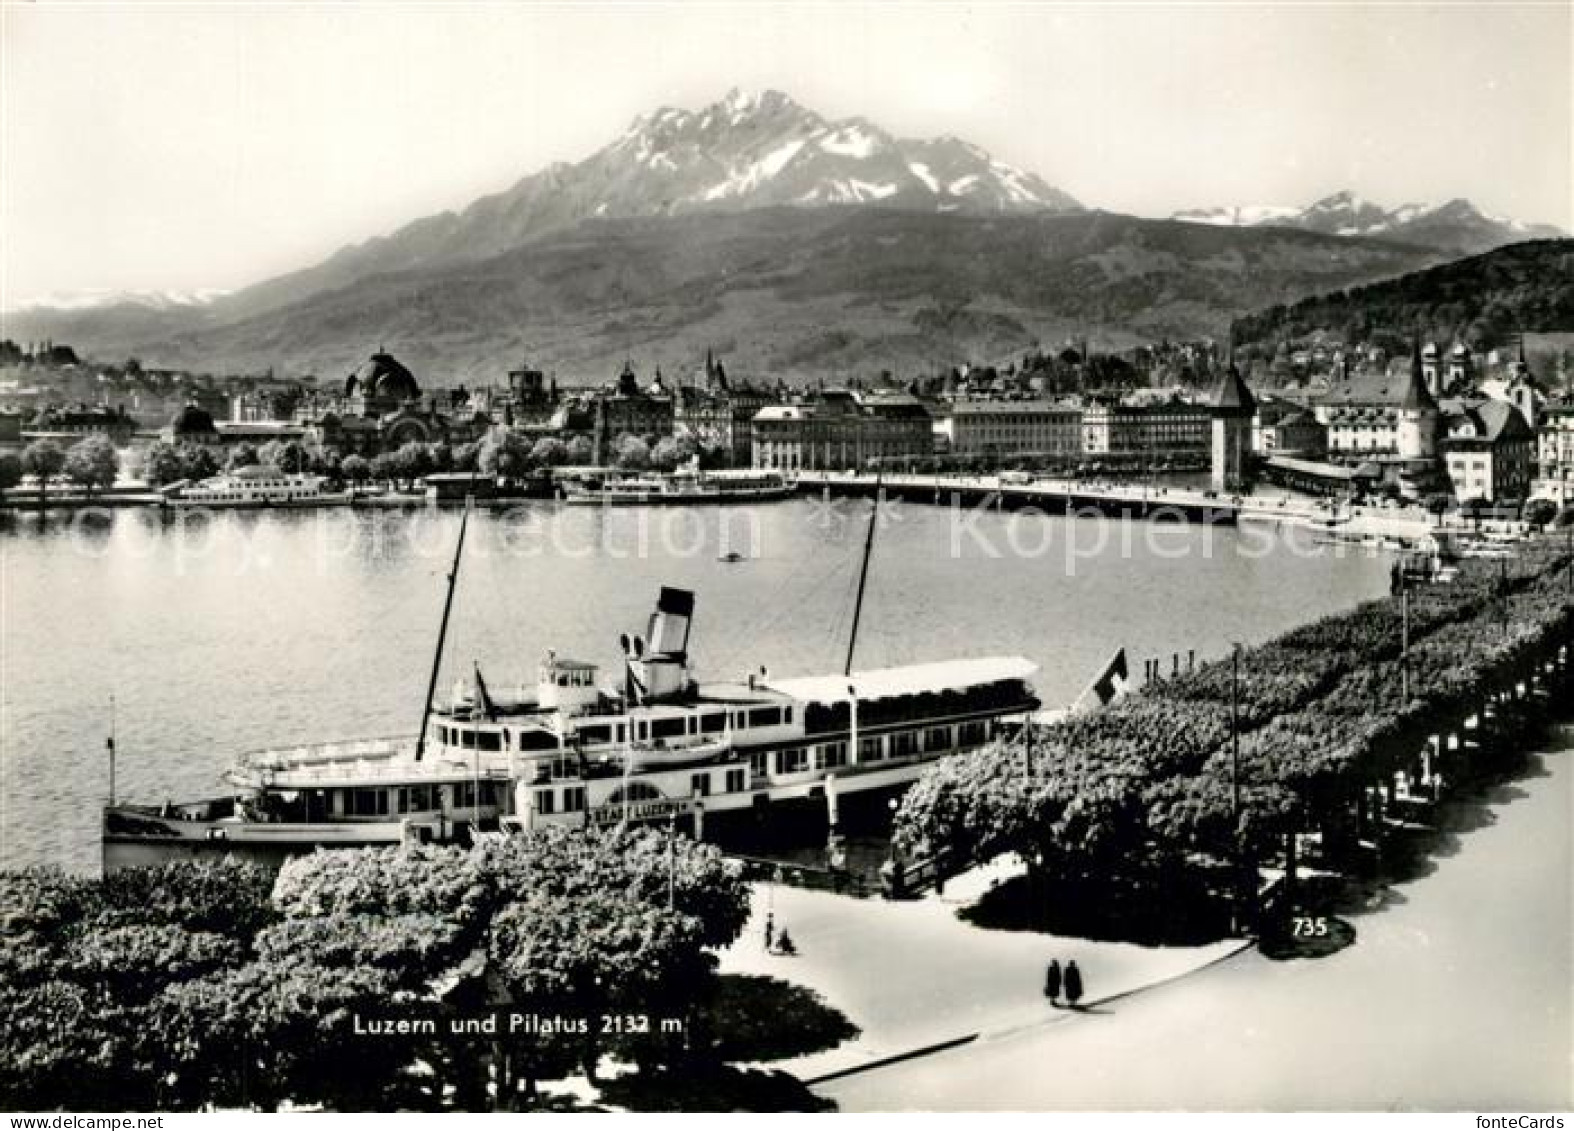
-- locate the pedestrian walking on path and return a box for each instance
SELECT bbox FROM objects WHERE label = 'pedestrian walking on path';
[1064,960,1084,1009]
[764,911,775,951]
[1044,958,1062,1005]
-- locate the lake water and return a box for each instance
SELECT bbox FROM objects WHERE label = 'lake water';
[1,498,1392,873]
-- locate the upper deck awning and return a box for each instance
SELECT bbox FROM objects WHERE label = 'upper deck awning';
[765,656,1038,705]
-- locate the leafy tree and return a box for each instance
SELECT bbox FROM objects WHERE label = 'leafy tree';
[225,442,261,470]
[478,430,533,481]
[21,439,65,506]
[565,436,594,466]
[1523,498,1557,528]
[310,447,341,479]
[177,444,219,483]
[340,454,371,484]
[0,860,274,1110]
[452,441,482,473]
[0,451,24,492]
[529,437,568,468]
[615,434,652,470]
[651,434,699,472]
[140,441,186,487]
[63,435,119,495]
[395,440,434,484]
[425,441,454,474]
[258,439,308,474]
[490,891,710,1079]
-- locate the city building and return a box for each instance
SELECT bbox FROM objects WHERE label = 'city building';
[934,400,1083,460]
[752,391,933,472]
[23,404,138,445]
[162,403,222,446]
[1080,399,1211,462]
[674,351,771,466]
[294,350,491,455]
[592,362,675,464]
[1313,345,1439,461]
[1439,399,1535,504]
[1533,398,1574,506]
[1253,397,1327,458]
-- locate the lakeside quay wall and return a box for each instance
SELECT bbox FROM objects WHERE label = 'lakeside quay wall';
[796,471,1241,525]
[795,470,1542,542]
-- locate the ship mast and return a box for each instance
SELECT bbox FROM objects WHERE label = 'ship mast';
[415,500,470,761]
[843,470,882,677]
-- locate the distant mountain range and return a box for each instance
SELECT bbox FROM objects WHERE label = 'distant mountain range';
[1172,190,1563,256]
[222,88,1081,323]
[2,90,1561,380]
[3,208,1441,382]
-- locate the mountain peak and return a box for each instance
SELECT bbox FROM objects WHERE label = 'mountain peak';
[73,88,1079,321]
[1172,190,1560,254]
[549,87,1078,223]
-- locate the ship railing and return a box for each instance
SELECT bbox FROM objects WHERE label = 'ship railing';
[237,734,419,772]
[235,757,518,787]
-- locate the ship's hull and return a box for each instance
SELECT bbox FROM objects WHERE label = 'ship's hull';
[168,495,352,509]
[99,743,975,872]
[101,802,476,872]
[562,485,793,506]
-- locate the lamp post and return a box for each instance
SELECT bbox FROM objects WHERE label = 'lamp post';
[666,808,676,910]
[1230,641,1244,935]
[1400,579,1411,703]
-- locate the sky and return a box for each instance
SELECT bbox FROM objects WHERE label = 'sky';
[1,1,1568,306]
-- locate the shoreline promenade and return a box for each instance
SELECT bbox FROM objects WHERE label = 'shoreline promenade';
[820,728,1574,1111]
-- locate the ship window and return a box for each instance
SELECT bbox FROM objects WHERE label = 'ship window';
[777,748,808,774]
[958,721,987,748]
[891,732,918,758]
[700,713,726,734]
[749,707,783,728]
[859,736,884,762]
[517,729,559,752]
[925,726,952,753]
[725,768,746,793]
[578,724,611,745]
[350,788,387,817]
[476,730,502,752]
[749,750,769,778]
[651,717,687,740]
[690,772,710,797]
[456,781,476,808]
[817,742,848,770]
[563,786,586,813]
[536,790,555,815]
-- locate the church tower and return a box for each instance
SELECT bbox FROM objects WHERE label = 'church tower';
[1209,351,1256,493]
[1506,337,1538,428]
[1397,338,1439,461]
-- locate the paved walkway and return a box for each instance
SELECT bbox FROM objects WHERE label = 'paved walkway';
[718,855,1243,1081]
[820,732,1574,1110]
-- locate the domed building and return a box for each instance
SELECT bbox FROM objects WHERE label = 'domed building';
[302,348,490,456]
[344,350,422,416]
[162,402,220,446]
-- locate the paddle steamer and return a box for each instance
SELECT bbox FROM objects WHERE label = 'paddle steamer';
[102,498,1041,871]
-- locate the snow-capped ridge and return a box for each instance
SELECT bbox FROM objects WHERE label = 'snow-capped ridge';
[1171,191,1562,253]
